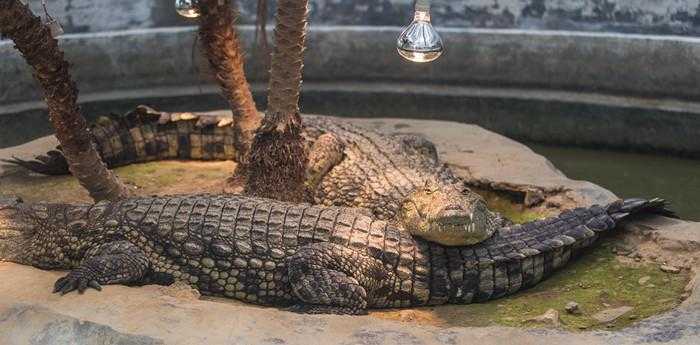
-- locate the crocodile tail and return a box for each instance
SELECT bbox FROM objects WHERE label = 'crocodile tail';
[1,150,70,175]
[524,198,675,282]
[4,106,238,175]
[606,198,676,221]
[460,198,675,303]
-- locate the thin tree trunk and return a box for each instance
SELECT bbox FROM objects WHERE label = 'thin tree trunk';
[198,0,261,167]
[0,0,130,202]
[244,0,309,202]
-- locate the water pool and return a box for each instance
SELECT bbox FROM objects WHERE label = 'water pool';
[528,143,700,221]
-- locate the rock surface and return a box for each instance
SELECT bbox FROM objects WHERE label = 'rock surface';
[565,301,581,315]
[526,309,561,327]
[1,116,699,344]
[2,262,698,345]
[593,306,635,324]
[363,117,618,213]
[661,266,682,274]
[0,302,162,345]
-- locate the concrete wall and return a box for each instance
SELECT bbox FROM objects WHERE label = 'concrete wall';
[2,26,700,156]
[4,27,700,105]
[29,0,700,36]
[2,2,699,155]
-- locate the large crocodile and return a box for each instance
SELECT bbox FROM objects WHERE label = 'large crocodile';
[5,107,507,246]
[0,194,671,314]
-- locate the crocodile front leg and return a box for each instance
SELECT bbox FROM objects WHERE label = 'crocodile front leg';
[306,133,345,193]
[53,240,156,295]
[286,242,392,315]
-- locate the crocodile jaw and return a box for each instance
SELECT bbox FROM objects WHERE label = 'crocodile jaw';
[399,182,497,246]
[426,218,489,246]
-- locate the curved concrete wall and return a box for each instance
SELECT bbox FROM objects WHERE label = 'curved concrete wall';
[24,0,700,36]
[3,26,700,105]
[1,26,700,156]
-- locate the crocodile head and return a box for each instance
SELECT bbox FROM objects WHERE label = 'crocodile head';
[0,198,91,269]
[399,181,498,246]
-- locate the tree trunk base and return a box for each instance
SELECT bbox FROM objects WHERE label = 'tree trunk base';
[224,168,247,194]
[244,126,308,203]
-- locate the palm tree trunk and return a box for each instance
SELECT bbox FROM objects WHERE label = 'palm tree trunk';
[0,0,130,202]
[198,0,261,166]
[244,0,309,202]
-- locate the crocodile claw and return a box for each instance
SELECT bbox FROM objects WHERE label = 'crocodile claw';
[52,277,66,293]
[53,274,101,295]
[89,280,102,291]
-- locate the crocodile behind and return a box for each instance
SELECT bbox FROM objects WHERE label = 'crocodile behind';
[4,107,507,246]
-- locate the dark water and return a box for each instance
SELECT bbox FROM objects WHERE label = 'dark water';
[527,143,700,221]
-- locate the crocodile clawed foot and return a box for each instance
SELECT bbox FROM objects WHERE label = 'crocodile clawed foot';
[53,273,101,295]
[287,304,367,315]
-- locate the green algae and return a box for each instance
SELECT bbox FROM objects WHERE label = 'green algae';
[483,243,688,330]
[474,188,547,224]
[115,161,232,192]
[0,172,88,204]
[0,160,234,203]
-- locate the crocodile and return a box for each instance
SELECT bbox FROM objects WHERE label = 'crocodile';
[0,194,672,315]
[4,106,507,246]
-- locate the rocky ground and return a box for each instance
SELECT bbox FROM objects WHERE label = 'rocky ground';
[0,114,698,344]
